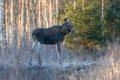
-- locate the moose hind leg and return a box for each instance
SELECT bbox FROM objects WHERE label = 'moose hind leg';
[37,42,42,65]
[29,41,38,65]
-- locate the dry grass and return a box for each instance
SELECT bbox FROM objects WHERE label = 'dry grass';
[76,40,120,80]
[0,40,120,80]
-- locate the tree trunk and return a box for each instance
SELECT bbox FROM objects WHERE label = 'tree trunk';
[33,0,37,28]
[17,0,21,48]
[21,0,24,39]
[10,0,13,47]
[55,0,58,25]
[5,0,8,46]
[26,0,30,42]
[101,0,104,43]
[2,0,6,46]
[35,0,42,28]
[74,0,76,10]
[44,0,48,28]
[81,0,85,10]
[49,0,52,26]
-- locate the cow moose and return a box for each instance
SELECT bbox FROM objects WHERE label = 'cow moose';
[29,18,76,65]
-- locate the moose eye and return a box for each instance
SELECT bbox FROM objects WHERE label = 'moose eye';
[68,29,71,32]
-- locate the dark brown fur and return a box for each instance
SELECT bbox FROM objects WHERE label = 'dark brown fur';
[29,19,75,65]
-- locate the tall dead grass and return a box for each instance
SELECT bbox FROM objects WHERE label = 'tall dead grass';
[0,40,120,80]
[76,40,120,80]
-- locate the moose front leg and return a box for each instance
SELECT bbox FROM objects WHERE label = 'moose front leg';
[57,42,62,64]
[57,42,61,57]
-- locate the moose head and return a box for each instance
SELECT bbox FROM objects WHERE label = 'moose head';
[61,19,76,34]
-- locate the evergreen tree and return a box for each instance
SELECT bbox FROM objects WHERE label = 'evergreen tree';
[59,0,101,50]
[105,0,120,41]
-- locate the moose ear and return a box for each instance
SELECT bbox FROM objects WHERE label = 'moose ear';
[64,18,70,23]
[64,18,68,22]
[61,18,70,27]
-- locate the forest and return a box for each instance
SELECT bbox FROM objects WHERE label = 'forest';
[0,0,120,80]
[1,0,120,50]
[59,0,120,50]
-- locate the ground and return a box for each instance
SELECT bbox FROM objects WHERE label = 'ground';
[0,42,120,80]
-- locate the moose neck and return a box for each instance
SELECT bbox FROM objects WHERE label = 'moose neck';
[61,29,69,36]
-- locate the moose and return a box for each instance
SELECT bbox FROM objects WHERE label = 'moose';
[29,18,76,65]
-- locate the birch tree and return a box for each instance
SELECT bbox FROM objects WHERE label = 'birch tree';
[55,0,58,25]
[101,0,105,43]
[0,0,3,46]
[4,0,8,46]
[81,0,85,10]
[73,0,76,10]
[49,0,52,26]
[2,0,6,46]
[21,0,24,41]
[36,0,41,28]
[17,0,21,48]
[44,0,48,28]
[1,0,60,49]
